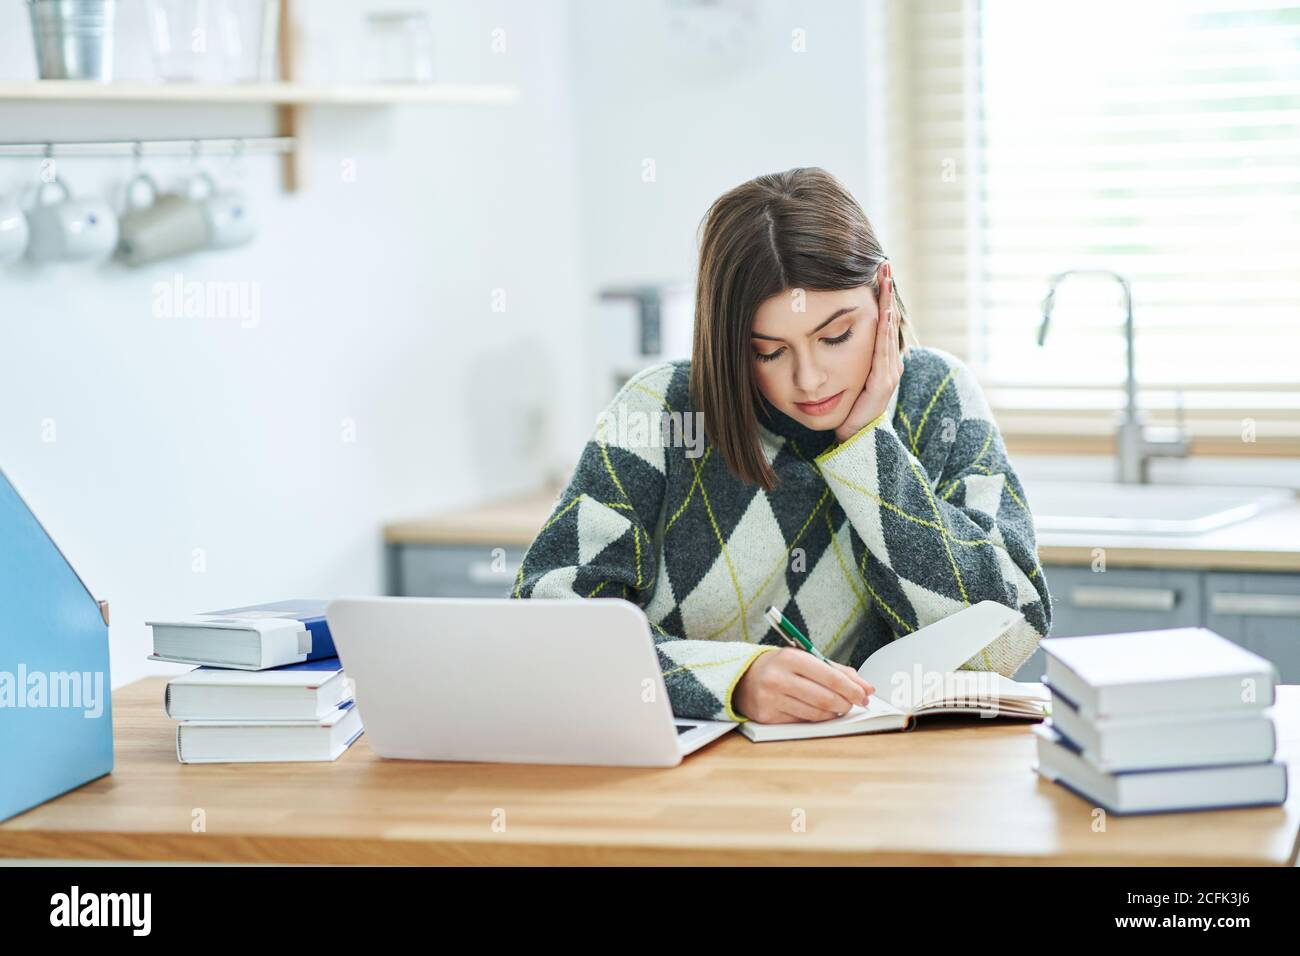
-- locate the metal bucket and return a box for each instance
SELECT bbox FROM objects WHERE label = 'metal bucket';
[28,0,117,81]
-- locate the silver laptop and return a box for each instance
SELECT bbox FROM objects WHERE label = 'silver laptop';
[326,596,737,767]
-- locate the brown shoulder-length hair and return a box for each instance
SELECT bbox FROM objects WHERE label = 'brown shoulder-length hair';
[690,166,915,491]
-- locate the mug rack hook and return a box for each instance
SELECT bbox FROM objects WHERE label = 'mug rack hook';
[40,143,57,185]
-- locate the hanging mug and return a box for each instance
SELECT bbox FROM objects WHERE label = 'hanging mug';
[117,171,210,266]
[0,193,29,262]
[25,178,119,263]
[187,171,256,250]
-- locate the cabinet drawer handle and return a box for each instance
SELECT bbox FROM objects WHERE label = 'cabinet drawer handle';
[467,559,520,585]
[1210,593,1300,617]
[1068,586,1176,612]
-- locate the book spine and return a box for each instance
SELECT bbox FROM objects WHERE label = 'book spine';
[303,616,336,660]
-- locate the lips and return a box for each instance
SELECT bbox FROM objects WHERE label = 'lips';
[794,390,845,416]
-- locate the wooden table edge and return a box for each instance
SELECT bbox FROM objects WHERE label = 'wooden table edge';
[0,831,1294,867]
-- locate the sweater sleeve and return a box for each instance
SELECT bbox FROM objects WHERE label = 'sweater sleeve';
[812,358,1053,676]
[509,365,778,722]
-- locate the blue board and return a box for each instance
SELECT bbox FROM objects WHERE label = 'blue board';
[0,468,114,823]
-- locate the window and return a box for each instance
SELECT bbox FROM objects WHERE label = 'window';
[878,0,1300,442]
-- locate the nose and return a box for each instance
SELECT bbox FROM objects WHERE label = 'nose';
[792,349,828,396]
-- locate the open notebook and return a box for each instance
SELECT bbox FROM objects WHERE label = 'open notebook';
[739,600,1050,742]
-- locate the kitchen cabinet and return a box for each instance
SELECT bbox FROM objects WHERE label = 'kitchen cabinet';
[1205,572,1300,683]
[389,544,524,599]
[1011,566,1202,681]
[1013,566,1300,684]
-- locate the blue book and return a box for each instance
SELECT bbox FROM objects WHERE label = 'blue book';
[147,600,337,671]
[1,467,114,823]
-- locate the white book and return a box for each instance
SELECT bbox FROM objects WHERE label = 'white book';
[740,601,1048,742]
[176,701,364,764]
[1033,722,1287,815]
[147,600,331,670]
[1047,685,1277,773]
[164,659,351,721]
[1042,627,1277,721]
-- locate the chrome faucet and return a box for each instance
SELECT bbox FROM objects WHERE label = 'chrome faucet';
[1037,269,1190,484]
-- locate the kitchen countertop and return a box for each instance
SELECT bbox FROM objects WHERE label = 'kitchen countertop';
[384,481,1300,573]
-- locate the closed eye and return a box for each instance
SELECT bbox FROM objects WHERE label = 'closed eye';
[755,325,854,363]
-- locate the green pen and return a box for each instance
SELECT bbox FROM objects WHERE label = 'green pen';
[764,605,833,665]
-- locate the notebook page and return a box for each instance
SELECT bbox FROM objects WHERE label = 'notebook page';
[912,673,1050,714]
[858,601,1025,711]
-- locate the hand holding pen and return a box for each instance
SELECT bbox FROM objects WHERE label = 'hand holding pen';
[727,606,876,724]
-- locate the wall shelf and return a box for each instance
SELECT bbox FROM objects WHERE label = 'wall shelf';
[0,79,517,191]
[0,2,516,192]
[0,80,518,107]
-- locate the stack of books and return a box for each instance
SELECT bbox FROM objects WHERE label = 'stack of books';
[1034,627,1287,815]
[147,600,363,764]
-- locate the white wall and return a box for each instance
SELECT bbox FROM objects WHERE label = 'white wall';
[568,0,875,374]
[0,0,589,688]
[569,0,875,280]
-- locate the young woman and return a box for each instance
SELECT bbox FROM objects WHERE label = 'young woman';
[512,167,1052,725]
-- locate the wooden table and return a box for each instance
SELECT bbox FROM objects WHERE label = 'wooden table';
[2,679,1297,865]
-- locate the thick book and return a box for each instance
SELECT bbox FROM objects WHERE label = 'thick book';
[176,700,364,764]
[1041,627,1277,721]
[147,599,336,670]
[164,657,352,721]
[1033,721,1287,815]
[740,600,1049,742]
[1046,678,1277,773]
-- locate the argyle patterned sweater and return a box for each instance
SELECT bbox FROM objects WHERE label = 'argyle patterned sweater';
[510,345,1054,722]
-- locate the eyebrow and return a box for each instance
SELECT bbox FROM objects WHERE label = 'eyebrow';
[751,306,857,341]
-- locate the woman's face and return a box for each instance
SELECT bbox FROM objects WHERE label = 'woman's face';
[750,284,879,432]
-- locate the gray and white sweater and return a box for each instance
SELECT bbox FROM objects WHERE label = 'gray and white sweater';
[510,345,1054,722]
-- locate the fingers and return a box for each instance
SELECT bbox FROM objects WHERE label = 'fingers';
[783,672,860,718]
[833,662,876,698]
[753,649,879,722]
[777,689,845,722]
[883,262,894,324]
[873,290,894,369]
[873,267,894,361]
[876,262,902,379]
[788,653,871,707]
[886,264,902,372]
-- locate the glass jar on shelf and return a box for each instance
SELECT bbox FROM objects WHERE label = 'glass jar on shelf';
[363,10,434,84]
[146,0,279,83]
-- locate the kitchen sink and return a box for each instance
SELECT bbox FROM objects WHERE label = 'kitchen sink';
[1024,482,1295,536]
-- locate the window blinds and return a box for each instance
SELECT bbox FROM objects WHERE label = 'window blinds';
[890,0,1300,438]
